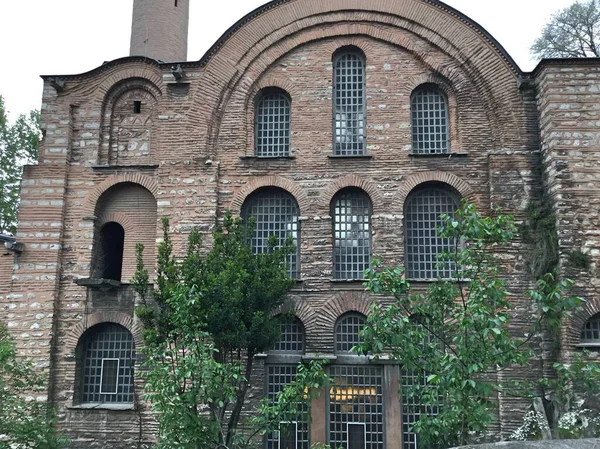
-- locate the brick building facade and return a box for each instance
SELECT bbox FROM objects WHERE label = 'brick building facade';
[1,0,600,448]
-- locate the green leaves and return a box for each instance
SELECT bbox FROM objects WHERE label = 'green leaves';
[0,96,40,234]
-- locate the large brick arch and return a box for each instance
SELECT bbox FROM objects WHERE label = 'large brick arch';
[322,174,383,215]
[229,175,310,215]
[395,171,477,211]
[83,173,159,217]
[189,1,524,155]
[64,311,144,354]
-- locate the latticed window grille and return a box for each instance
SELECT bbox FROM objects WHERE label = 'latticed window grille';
[401,369,439,449]
[81,323,135,404]
[242,189,299,278]
[333,52,366,156]
[266,365,310,449]
[405,186,460,280]
[335,313,366,354]
[272,316,305,354]
[329,365,384,449]
[411,87,449,154]
[333,190,371,280]
[256,90,291,157]
[581,314,600,345]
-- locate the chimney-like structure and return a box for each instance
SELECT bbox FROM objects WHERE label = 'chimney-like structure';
[130,0,190,62]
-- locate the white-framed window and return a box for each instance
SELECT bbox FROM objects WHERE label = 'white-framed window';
[277,421,298,449]
[333,50,366,156]
[256,89,291,157]
[411,86,449,154]
[347,422,367,449]
[100,358,120,394]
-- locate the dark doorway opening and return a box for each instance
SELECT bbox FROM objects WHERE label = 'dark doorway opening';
[98,222,125,281]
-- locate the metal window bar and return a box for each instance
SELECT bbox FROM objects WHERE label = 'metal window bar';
[581,314,600,343]
[329,365,384,449]
[256,91,291,157]
[335,314,366,354]
[401,369,440,449]
[272,317,305,353]
[266,366,310,449]
[334,52,366,156]
[405,187,459,280]
[333,190,371,280]
[243,190,299,278]
[82,323,135,403]
[411,88,449,154]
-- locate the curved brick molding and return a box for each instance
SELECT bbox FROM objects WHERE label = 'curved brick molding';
[83,173,159,217]
[229,175,310,215]
[396,171,477,210]
[321,174,383,214]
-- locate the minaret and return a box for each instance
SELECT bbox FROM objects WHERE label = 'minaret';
[130,0,190,62]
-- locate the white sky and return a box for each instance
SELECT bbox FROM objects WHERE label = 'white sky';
[0,0,575,121]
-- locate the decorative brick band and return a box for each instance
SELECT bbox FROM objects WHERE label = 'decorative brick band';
[395,170,476,210]
[229,175,309,215]
[83,174,159,216]
[64,311,144,354]
[321,174,383,214]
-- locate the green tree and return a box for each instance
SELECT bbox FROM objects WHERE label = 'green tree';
[0,322,67,449]
[133,214,328,449]
[532,0,600,58]
[0,96,40,235]
[358,203,596,447]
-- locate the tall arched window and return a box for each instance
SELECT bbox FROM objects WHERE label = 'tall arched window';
[255,89,291,157]
[331,313,383,449]
[332,189,372,280]
[77,323,135,404]
[411,85,449,154]
[241,188,300,278]
[405,184,460,280]
[333,50,366,156]
[266,316,308,449]
[580,313,600,346]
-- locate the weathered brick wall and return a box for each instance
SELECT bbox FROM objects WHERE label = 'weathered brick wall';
[536,61,600,359]
[0,250,13,296]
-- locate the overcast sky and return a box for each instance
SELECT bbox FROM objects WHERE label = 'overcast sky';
[0,0,575,121]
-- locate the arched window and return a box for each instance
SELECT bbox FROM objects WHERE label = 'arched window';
[77,323,135,404]
[332,189,372,280]
[580,313,600,346]
[255,89,291,157]
[331,313,383,449]
[405,184,460,280]
[241,188,300,278]
[271,316,305,354]
[333,50,366,156]
[266,316,308,449]
[411,86,449,154]
[96,222,125,281]
[335,313,366,354]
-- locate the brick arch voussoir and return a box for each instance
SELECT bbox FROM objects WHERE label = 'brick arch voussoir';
[322,174,383,215]
[84,173,159,217]
[564,297,600,348]
[317,291,375,335]
[322,38,375,60]
[95,211,135,234]
[396,171,476,210]
[65,311,144,354]
[96,67,163,104]
[245,76,299,111]
[229,176,309,215]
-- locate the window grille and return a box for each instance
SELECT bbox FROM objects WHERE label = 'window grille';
[335,313,366,354]
[272,316,305,354]
[581,314,600,345]
[333,52,366,156]
[266,365,310,449]
[401,369,439,449]
[81,323,135,404]
[405,186,460,280]
[329,365,384,449]
[411,87,449,154]
[256,90,291,157]
[333,190,371,280]
[242,189,299,278]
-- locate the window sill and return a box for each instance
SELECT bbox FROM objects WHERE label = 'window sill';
[408,152,467,158]
[75,278,121,289]
[328,155,372,160]
[239,155,296,160]
[576,344,600,349]
[91,164,159,170]
[69,403,135,411]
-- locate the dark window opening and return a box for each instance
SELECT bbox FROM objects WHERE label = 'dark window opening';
[133,101,142,114]
[279,422,298,449]
[98,222,125,281]
[175,0,178,6]
[348,423,366,449]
